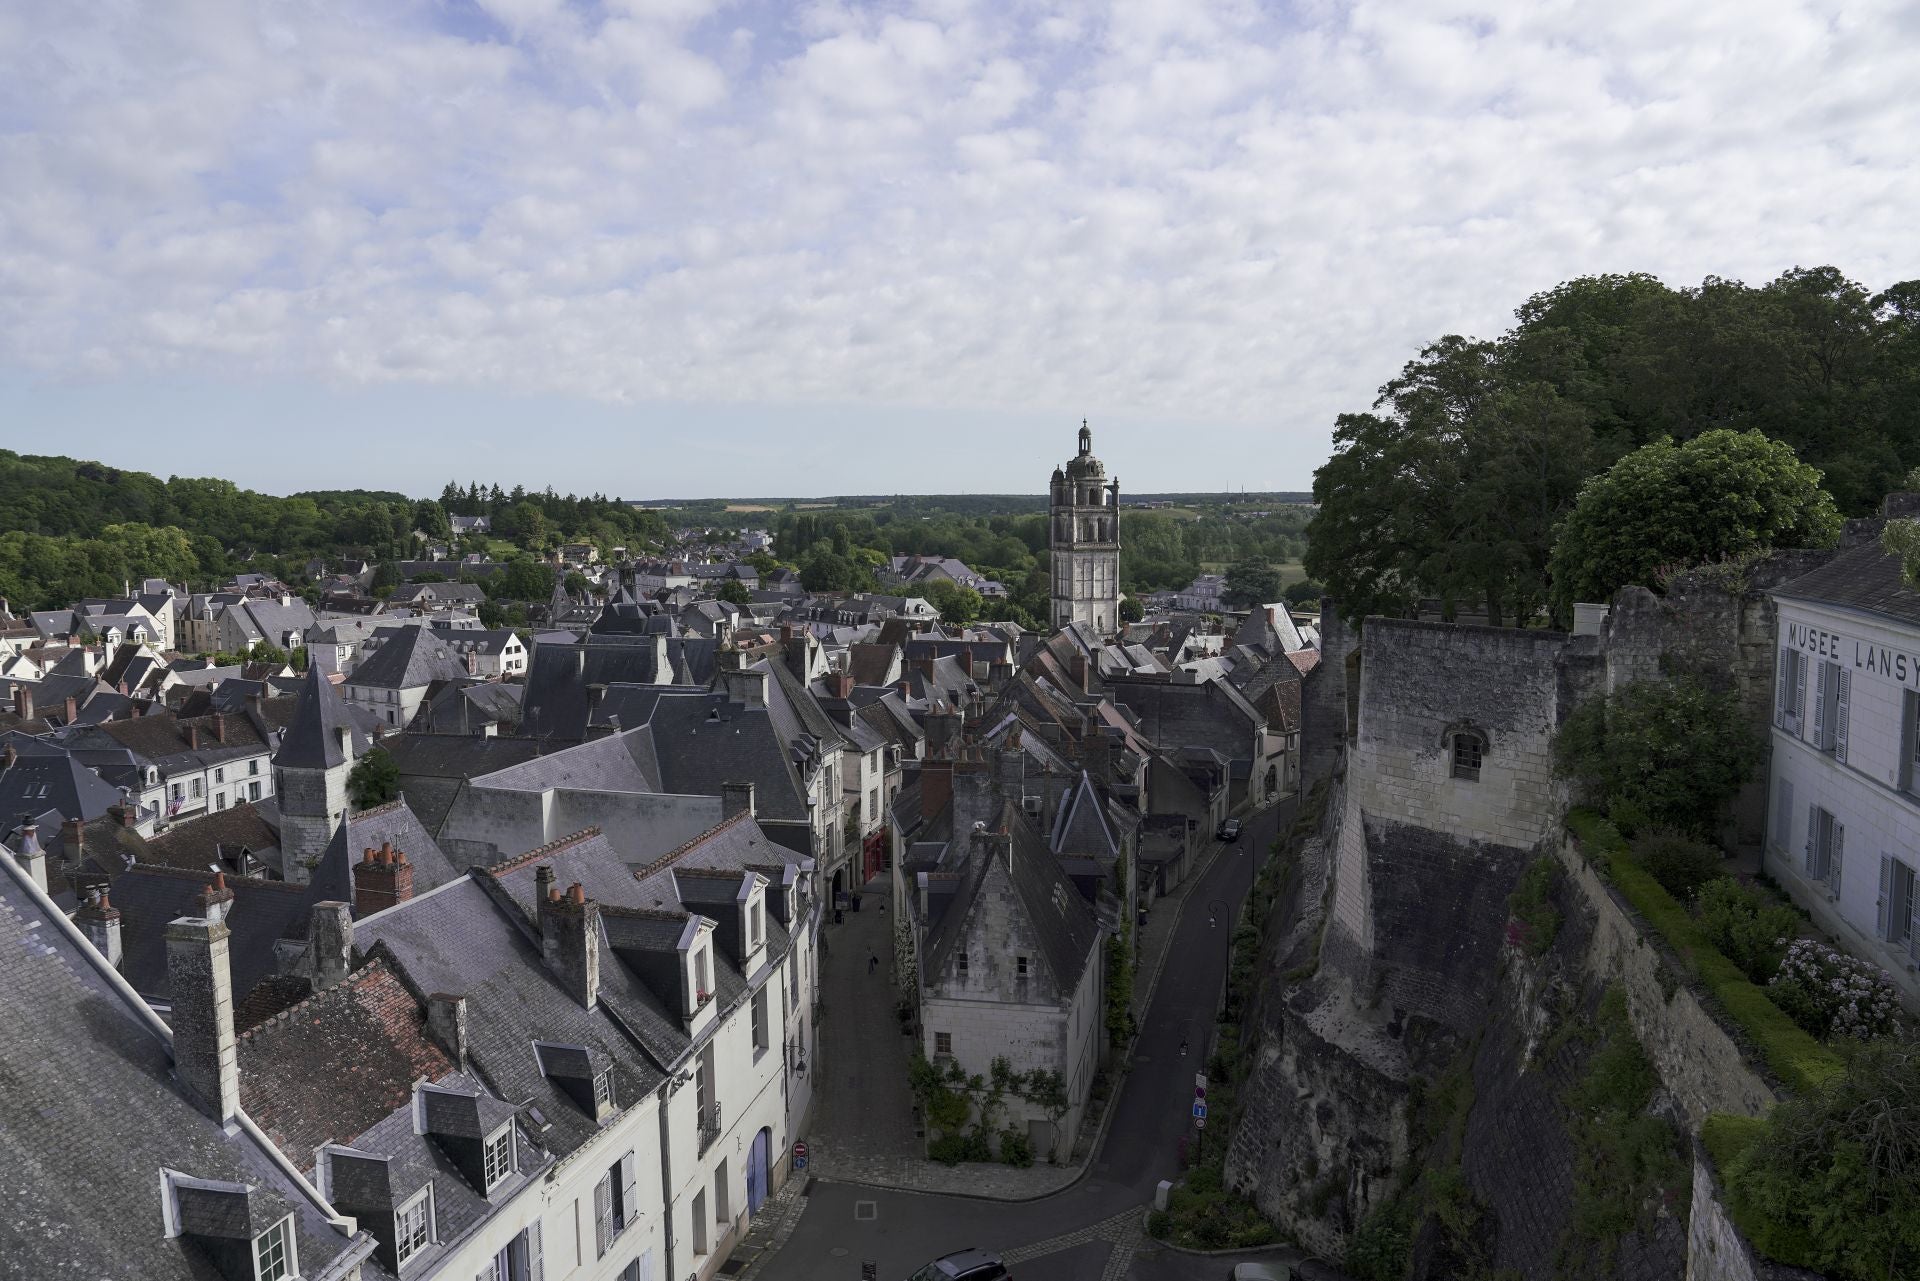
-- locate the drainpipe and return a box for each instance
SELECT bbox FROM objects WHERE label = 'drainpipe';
[657,1078,678,1281]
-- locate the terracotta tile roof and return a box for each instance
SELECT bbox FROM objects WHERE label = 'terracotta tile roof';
[238,959,456,1173]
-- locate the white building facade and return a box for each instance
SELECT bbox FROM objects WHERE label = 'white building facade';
[1769,556,1920,1006]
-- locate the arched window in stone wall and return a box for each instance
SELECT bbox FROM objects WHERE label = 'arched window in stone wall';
[1449,728,1487,781]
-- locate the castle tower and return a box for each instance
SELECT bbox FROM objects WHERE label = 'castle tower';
[1049,420,1121,635]
[271,665,364,883]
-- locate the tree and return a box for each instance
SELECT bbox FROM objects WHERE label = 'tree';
[1119,595,1144,624]
[715,578,751,605]
[1547,429,1842,618]
[924,579,982,625]
[347,747,400,810]
[1222,558,1284,610]
[1553,679,1765,835]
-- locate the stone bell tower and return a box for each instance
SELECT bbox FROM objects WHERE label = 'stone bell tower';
[1048,420,1121,635]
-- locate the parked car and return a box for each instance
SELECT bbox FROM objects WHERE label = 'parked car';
[1228,1263,1293,1281]
[1218,818,1243,842]
[907,1249,1010,1281]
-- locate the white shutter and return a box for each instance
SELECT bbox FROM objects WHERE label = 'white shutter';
[1881,855,1894,939]
[618,1151,638,1234]
[526,1219,544,1281]
[1835,668,1851,761]
[1812,661,1828,747]
[1831,823,1845,898]
[1805,808,1818,877]
[1793,653,1807,735]
[594,1174,612,1258]
[1775,647,1792,726]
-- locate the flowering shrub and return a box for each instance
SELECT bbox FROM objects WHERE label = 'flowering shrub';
[1767,939,1904,1041]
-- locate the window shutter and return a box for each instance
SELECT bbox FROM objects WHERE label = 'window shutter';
[594,1174,612,1258]
[1805,808,1818,877]
[1834,668,1851,761]
[1812,661,1828,747]
[1775,647,1791,726]
[1881,855,1894,940]
[619,1151,638,1233]
[1831,823,1845,897]
[1793,653,1807,735]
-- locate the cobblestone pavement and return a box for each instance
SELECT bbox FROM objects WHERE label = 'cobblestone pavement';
[810,878,921,1166]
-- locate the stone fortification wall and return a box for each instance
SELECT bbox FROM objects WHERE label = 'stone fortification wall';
[1557,830,1780,1127]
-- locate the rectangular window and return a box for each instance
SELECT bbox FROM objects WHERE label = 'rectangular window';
[752,989,769,1053]
[1451,734,1482,781]
[1880,856,1917,946]
[395,1188,433,1266]
[253,1215,296,1281]
[482,1126,514,1189]
[1806,807,1844,898]
[935,1031,952,1056]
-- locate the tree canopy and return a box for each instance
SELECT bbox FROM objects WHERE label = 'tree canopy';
[1306,267,1919,626]
[1547,429,1841,616]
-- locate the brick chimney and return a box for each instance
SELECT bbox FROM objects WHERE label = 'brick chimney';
[76,889,123,969]
[354,842,414,915]
[537,878,600,1010]
[166,915,240,1125]
[921,759,954,820]
[722,781,756,819]
[199,872,235,924]
[307,901,353,991]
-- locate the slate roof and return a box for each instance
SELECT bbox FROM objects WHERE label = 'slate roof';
[0,859,367,1280]
[238,958,458,1172]
[273,666,370,771]
[1773,541,1920,627]
[356,874,669,1159]
[348,627,472,692]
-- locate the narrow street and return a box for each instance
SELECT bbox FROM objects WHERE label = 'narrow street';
[761,797,1304,1281]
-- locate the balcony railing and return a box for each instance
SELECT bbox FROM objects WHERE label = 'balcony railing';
[697,1100,723,1155]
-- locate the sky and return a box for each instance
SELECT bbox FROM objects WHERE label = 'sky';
[3,0,1918,501]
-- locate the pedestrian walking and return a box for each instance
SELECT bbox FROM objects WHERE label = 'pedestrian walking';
[868,951,879,975]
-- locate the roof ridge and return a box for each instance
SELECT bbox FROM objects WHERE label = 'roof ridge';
[236,956,396,1042]
[487,826,605,875]
[350,797,409,820]
[630,810,752,881]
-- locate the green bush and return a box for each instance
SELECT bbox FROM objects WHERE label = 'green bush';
[998,1129,1034,1168]
[1566,988,1689,1247]
[1554,681,1764,835]
[1630,828,1726,903]
[1507,855,1562,955]
[1694,878,1800,984]
[1718,1040,1920,1279]
[1566,811,1841,1094]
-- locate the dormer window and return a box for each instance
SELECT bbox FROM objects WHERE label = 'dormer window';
[252,1215,295,1281]
[482,1125,515,1189]
[395,1186,434,1266]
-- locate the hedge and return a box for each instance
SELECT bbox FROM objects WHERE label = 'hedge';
[1565,810,1842,1094]
[1700,1114,1817,1269]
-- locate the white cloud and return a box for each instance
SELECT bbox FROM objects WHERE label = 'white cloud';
[1,0,1917,490]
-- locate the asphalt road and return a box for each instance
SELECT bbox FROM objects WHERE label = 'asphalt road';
[766,799,1304,1281]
